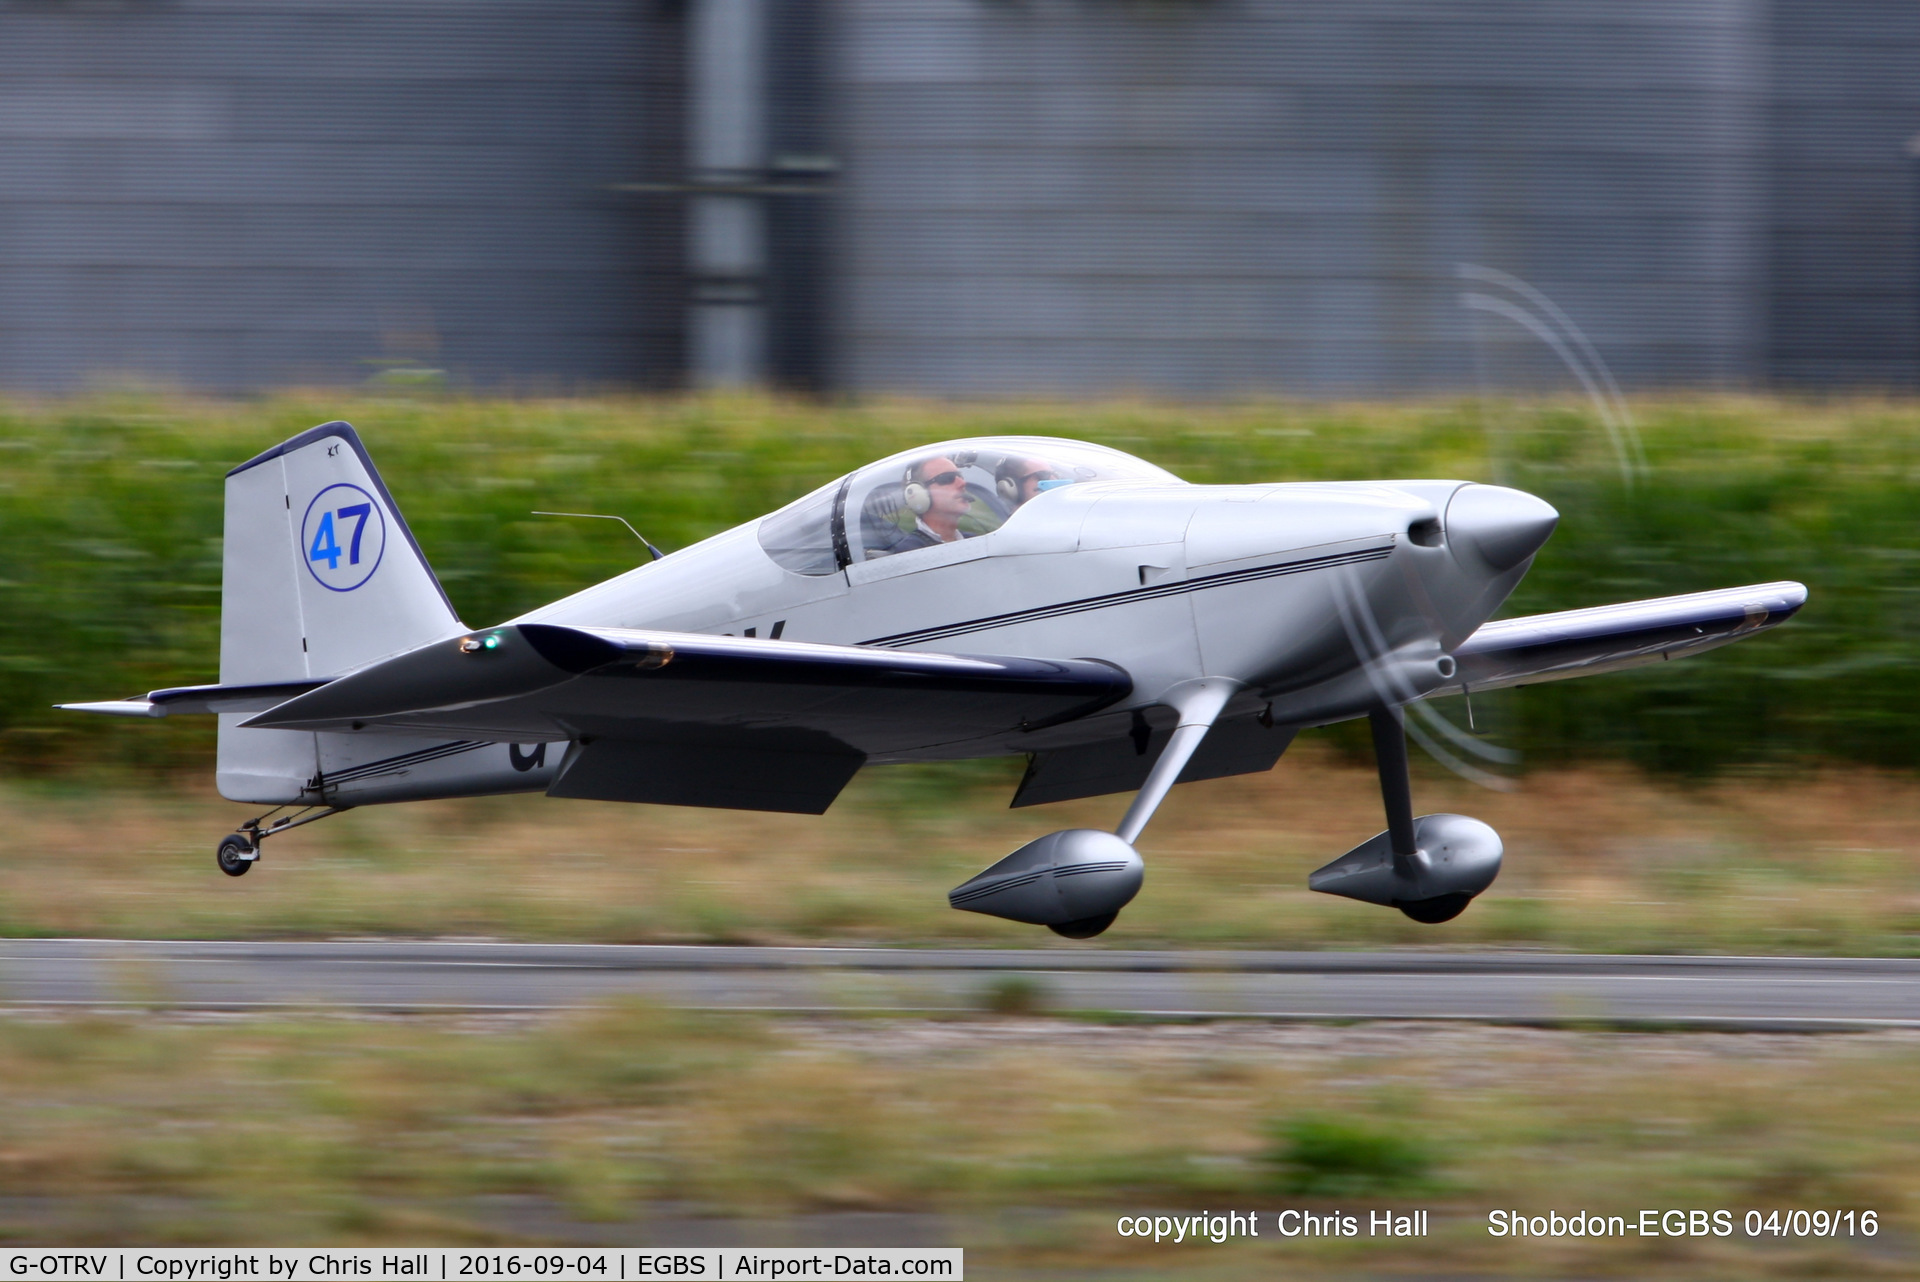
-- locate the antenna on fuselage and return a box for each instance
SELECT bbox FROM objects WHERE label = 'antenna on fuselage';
[532,511,665,561]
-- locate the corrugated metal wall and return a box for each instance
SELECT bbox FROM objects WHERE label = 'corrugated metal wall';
[0,0,683,392]
[0,1,1912,395]
[1770,0,1920,386]
[833,0,1768,397]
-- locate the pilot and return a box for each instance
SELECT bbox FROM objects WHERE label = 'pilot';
[995,456,1064,509]
[890,455,976,551]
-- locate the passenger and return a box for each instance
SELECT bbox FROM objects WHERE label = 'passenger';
[995,456,1065,508]
[893,455,976,550]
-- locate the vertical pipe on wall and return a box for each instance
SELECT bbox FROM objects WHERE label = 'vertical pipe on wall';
[766,0,834,392]
[688,0,768,387]
[1908,133,1920,387]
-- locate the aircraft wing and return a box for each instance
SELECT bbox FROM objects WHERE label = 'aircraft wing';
[212,623,1131,812]
[1450,580,1806,693]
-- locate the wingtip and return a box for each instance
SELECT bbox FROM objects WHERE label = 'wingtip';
[1760,580,1809,620]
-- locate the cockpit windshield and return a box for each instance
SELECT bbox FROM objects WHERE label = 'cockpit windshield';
[757,436,1178,576]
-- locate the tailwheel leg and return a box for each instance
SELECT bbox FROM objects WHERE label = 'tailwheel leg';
[216,804,349,877]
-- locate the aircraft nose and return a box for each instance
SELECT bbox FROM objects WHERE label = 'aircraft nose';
[1445,484,1560,573]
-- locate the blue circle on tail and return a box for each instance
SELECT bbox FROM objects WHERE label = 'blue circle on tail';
[301,483,387,592]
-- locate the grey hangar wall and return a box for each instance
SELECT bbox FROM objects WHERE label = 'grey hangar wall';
[0,1,685,392]
[0,0,1910,397]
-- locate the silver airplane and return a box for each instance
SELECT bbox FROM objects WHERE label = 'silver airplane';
[63,423,1805,937]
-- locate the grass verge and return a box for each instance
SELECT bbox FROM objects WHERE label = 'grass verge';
[0,1006,1911,1280]
[1,746,1917,954]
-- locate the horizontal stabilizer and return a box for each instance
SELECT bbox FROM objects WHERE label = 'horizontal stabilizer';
[1450,581,1806,693]
[59,680,331,718]
[57,700,165,718]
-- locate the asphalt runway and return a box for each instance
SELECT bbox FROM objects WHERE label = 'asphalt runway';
[4,940,1920,1028]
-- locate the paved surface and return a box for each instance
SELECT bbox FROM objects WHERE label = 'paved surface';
[4,941,1920,1028]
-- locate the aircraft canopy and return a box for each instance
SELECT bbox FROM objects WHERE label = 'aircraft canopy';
[757,437,1180,576]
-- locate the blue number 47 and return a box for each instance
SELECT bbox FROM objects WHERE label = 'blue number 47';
[310,503,373,570]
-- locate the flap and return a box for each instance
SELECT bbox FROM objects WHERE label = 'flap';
[547,733,865,814]
[1450,581,1806,693]
[1012,708,1296,807]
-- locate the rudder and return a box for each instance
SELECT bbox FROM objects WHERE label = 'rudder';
[218,421,465,802]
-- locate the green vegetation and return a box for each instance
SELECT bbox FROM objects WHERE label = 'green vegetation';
[1265,1115,1435,1196]
[0,1006,1912,1278]
[1,393,1912,776]
[979,974,1048,1014]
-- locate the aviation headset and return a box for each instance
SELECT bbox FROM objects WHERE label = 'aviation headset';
[903,451,977,516]
[995,457,1069,504]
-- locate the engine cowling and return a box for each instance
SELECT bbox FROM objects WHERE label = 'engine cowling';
[1307,813,1502,923]
[949,829,1143,938]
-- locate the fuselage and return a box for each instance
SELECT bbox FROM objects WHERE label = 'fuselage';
[512,437,1557,764]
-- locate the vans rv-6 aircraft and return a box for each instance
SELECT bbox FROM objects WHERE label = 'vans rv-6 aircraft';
[64,424,1805,937]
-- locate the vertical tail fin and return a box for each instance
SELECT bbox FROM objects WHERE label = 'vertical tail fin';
[221,420,463,682]
[218,421,464,802]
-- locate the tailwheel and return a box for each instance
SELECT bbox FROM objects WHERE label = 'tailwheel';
[216,833,256,877]
[213,804,350,877]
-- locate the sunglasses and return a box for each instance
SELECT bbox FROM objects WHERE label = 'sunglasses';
[1013,470,1060,486]
[920,470,967,487]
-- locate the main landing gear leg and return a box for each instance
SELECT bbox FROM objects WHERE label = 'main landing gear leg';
[1368,706,1468,923]
[1112,680,1241,846]
[1305,705,1504,921]
[949,679,1242,939]
[1368,705,1421,866]
[216,804,349,877]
